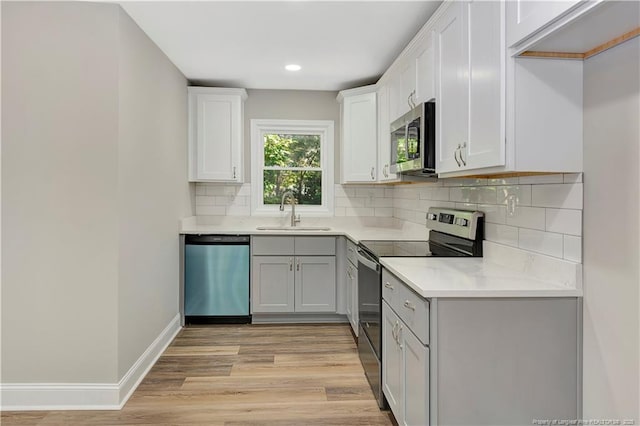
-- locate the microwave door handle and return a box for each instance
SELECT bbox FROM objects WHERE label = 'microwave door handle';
[404,125,410,160]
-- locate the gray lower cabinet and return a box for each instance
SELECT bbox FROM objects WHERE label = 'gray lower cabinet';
[252,256,295,312]
[345,238,358,335]
[383,301,429,426]
[252,236,336,314]
[382,268,581,426]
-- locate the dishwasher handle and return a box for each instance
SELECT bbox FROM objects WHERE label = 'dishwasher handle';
[356,248,380,273]
[185,235,250,245]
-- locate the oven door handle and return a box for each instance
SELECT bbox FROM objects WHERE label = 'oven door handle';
[357,248,380,273]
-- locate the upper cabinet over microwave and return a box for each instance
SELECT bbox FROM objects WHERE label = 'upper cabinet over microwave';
[188,87,247,183]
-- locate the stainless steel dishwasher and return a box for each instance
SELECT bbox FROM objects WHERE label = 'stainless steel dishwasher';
[184,235,250,324]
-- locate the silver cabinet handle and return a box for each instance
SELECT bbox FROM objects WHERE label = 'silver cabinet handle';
[398,324,403,349]
[370,167,375,180]
[392,320,398,342]
[348,247,354,253]
[403,300,416,311]
[407,93,412,109]
[232,166,237,179]
[460,142,467,166]
[383,164,388,177]
[296,258,300,271]
[289,257,293,271]
[384,282,394,290]
[454,145,462,167]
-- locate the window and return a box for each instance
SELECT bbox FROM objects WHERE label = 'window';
[251,119,334,215]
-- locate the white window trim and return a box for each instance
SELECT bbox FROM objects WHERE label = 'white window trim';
[251,119,334,217]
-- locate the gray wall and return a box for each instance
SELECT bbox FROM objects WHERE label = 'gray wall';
[1,1,120,383]
[243,89,341,182]
[116,9,192,379]
[582,37,639,419]
[1,1,192,385]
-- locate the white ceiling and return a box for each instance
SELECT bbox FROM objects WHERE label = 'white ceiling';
[119,1,442,91]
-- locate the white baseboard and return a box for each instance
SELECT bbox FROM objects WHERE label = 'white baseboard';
[0,314,181,411]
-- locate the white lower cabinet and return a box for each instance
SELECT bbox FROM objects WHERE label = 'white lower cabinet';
[252,256,295,313]
[295,256,337,312]
[382,301,429,426]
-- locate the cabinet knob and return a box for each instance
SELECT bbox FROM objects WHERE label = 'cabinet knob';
[289,257,293,271]
[232,166,237,179]
[296,258,300,271]
[454,146,462,167]
[370,167,375,180]
[384,282,395,290]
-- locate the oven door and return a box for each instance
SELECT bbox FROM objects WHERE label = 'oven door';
[357,247,382,358]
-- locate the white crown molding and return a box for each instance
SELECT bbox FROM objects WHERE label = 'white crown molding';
[0,314,181,411]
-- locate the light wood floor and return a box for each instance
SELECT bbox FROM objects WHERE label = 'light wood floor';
[1,324,393,425]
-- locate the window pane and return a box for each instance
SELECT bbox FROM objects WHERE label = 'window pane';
[264,134,321,168]
[263,170,322,205]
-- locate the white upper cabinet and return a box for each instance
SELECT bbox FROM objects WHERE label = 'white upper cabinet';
[436,0,507,175]
[434,1,469,174]
[338,86,378,183]
[506,0,583,48]
[465,0,506,170]
[415,30,436,104]
[188,87,247,182]
[376,84,398,182]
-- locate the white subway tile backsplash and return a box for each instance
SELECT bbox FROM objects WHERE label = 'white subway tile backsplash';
[531,183,583,209]
[196,205,226,216]
[195,196,215,206]
[518,174,564,185]
[563,235,582,262]
[505,206,546,230]
[195,177,584,264]
[546,208,582,236]
[226,205,250,216]
[485,223,519,247]
[488,177,519,186]
[449,186,497,204]
[496,185,532,206]
[518,228,564,258]
[478,204,507,224]
[334,207,346,216]
[345,207,374,217]
[374,207,394,217]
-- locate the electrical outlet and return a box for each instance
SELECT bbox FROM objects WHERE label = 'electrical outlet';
[507,194,517,217]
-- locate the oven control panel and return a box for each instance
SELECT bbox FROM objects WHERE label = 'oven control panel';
[426,208,483,240]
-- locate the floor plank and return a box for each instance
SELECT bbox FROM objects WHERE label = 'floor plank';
[1,324,392,425]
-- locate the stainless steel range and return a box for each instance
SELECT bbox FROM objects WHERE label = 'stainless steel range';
[356,207,484,408]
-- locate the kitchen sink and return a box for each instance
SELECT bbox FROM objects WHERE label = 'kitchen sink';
[256,226,332,231]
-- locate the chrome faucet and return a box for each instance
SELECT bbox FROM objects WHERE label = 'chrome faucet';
[279,190,301,227]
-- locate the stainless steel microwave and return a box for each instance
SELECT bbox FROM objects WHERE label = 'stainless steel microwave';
[390,101,436,176]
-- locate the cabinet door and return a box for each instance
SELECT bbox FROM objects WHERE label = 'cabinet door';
[415,31,436,104]
[435,1,469,174]
[506,0,581,47]
[351,264,358,336]
[388,71,404,123]
[341,92,377,183]
[382,302,404,420]
[402,327,429,426]
[465,0,505,170]
[345,263,353,326]
[192,93,243,182]
[251,256,294,313]
[294,256,336,312]
[377,85,398,182]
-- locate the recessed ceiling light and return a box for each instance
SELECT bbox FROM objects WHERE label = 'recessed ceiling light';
[285,64,301,72]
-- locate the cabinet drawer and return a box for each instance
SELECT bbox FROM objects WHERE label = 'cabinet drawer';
[294,237,336,255]
[346,238,358,266]
[382,269,429,345]
[252,237,294,255]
